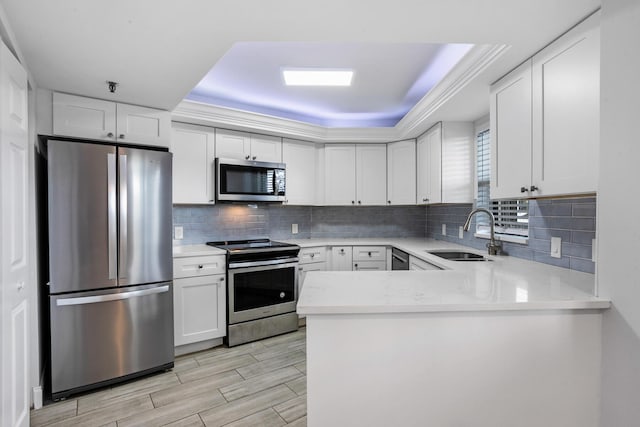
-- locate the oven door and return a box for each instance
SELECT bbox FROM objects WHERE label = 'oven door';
[227,260,298,324]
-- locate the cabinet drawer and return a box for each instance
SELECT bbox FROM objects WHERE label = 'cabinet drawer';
[299,246,327,264]
[353,260,387,271]
[353,246,386,262]
[173,255,226,279]
[409,256,441,271]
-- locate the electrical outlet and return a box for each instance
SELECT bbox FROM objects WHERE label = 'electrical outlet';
[442,224,447,236]
[550,237,561,258]
[174,226,183,240]
[292,223,299,234]
[459,226,464,239]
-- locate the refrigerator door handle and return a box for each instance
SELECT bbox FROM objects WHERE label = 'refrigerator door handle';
[107,153,117,280]
[56,285,170,306]
[119,153,128,280]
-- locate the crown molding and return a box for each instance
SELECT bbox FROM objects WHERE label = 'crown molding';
[171,44,508,144]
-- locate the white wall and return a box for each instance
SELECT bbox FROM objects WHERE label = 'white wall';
[597,0,640,424]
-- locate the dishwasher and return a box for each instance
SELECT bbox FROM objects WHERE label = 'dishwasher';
[391,248,410,270]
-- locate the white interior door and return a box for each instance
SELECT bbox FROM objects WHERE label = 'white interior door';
[0,41,30,427]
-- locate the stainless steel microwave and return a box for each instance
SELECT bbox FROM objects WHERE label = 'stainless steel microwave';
[215,158,286,202]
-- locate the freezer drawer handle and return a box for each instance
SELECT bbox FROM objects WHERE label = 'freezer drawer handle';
[56,285,170,306]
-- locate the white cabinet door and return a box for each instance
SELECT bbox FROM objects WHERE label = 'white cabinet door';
[250,134,282,162]
[325,145,356,205]
[532,13,599,197]
[116,104,171,148]
[171,124,216,204]
[355,144,387,205]
[441,122,474,203]
[330,247,353,271]
[417,124,442,205]
[282,139,317,205]
[215,128,251,160]
[490,60,533,199]
[353,260,386,271]
[299,246,327,264]
[53,92,116,141]
[387,139,416,205]
[0,41,29,427]
[298,262,326,294]
[173,274,226,346]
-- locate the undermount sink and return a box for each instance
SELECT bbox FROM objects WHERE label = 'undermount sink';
[427,250,491,262]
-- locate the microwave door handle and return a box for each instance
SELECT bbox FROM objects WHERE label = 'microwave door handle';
[272,170,277,195]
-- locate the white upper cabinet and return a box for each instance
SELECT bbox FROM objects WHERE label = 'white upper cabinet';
[531,12,600,197]
[355,144,387,206]
[215,128,282,162]
[53,92,170,148]
[441,122,474,203]
[417,124,442,204]
[282,138,318,205]
[324,144,387,206]
[490,11,600,199]
[324,144,357,205]
[171,123,216,204]
[387,139,416,205]
[490,60,533,200]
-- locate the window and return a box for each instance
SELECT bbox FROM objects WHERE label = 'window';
[476,129,529,239]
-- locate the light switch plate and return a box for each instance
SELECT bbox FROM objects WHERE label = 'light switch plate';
[459,226,464,239]
[550,237,561,258]
[174,226,183,240]
[442,224,447,236]
[292,223,299,234]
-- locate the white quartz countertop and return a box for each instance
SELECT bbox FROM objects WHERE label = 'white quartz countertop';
[172,244,226,258]
[293,238,610,315]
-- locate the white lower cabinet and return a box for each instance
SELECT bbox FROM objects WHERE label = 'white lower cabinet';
[409,256,441,271]
[173,254,226,347]
[353,246,387,270]
[330,246,353,271]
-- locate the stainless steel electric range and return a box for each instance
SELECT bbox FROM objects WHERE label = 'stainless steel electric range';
[207,239,300,346]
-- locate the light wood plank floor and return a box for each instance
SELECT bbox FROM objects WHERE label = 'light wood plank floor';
[31,328,307,427]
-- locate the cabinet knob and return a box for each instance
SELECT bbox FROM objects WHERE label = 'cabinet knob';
[219,277,224,282]
[245,155,250,160]
[197,265,203,269]
[520,186,528,193]
[530,185,539,192]
[310,253,315,258]
[354,263,358,270]
[368,252,372,257]
[252,156,256,160]
[351,201,355,205]
[387,200,391,204]
[340,249,345,254]
[423,198,428,202]
[107,132,114,138]
[119,134,125,139]
[358,200,361,205]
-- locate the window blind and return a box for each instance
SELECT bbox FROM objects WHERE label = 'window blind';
[476,130,529,237]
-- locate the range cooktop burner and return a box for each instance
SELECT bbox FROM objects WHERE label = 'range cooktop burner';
[206,238,299,255]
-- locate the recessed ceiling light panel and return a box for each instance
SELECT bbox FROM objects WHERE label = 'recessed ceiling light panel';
[282,68,354,86]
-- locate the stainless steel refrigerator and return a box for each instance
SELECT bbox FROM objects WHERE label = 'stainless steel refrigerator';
[44,138,174,400]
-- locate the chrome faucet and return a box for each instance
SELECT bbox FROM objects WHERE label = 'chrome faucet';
[463,208,502,256]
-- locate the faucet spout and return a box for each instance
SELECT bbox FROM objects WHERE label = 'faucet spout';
[463,208,502,256]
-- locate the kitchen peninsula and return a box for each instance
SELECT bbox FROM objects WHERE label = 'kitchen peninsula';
[297,239,609,427]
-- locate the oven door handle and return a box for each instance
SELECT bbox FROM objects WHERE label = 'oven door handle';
[229,258,299,269]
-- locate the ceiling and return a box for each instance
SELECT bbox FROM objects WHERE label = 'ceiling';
[186,42,472,128]
[0,0,600,136]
